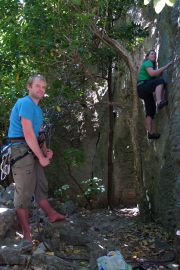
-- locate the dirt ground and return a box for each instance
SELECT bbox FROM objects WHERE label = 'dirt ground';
[0,206,179,270]
[29,207,178,269]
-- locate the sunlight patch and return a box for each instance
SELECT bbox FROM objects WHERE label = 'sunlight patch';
[0,208,8,214]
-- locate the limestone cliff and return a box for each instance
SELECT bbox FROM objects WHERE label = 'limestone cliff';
[140,1,180,232]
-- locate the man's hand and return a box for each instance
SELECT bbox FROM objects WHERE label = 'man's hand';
[45,149,53,159]
[39,156,50,167]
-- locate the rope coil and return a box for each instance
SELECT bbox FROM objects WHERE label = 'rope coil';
[0,145,11,181]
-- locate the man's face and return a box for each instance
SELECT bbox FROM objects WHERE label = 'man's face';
[27,78,46,101]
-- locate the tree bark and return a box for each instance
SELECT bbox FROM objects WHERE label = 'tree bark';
[107,57,114,207]
[91,23,149,214]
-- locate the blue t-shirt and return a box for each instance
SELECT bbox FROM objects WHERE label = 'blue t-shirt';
[8,96,43,138]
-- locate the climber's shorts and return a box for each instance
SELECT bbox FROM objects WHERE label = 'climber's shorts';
[11,144,48,209]
[137,77,166,118]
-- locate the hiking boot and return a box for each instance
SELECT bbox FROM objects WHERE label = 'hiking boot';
[148,132,160,140]
[157,100,168,110]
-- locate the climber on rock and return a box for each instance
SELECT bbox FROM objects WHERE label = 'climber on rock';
[137,49,173,140]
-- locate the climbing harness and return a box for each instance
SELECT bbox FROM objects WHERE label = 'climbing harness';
[11,148,32,166]
[0,124,51,181]
[0,139,31,181]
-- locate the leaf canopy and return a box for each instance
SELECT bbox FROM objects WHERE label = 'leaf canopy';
[0,0,153,140]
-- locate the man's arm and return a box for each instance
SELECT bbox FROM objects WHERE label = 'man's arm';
[21,117,50,167]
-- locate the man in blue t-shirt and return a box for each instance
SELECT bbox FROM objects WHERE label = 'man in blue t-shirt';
[8,74,65,243]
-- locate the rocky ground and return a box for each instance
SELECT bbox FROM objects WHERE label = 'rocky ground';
[0,184,179,270]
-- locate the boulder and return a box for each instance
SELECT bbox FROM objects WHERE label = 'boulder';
[0,208,15,239]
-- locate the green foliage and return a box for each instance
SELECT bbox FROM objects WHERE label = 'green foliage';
[0,2,147,91]
[54,184,70,200]
[54,177,105,205]
[79,177,106,199]
[0,0,150,143]
[95,0,148,49]
[0,0,157,206]
[62,148,84,167]
[111,22,149,49]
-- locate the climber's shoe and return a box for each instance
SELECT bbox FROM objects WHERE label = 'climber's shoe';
[157,100,168,110]
[148,132,160,140]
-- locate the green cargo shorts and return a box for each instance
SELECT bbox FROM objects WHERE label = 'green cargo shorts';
[11,144,48,209]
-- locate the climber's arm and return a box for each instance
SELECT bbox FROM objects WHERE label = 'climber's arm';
[146,61,173,77]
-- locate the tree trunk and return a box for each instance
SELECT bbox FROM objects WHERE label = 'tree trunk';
[107,57,114,207]
[91,23,150,215]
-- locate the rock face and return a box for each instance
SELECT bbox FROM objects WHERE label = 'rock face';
[0,184,15,238]
[140,1,180,233]
[46,1,180,236]
[154,1,180,258]
[0,208,15,238]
